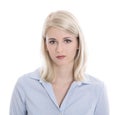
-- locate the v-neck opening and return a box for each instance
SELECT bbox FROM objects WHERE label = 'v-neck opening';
[40,80,79,110]
[50,81,77,110]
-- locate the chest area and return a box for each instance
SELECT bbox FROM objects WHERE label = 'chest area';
[25,81,97,115]
[52,83,72,107]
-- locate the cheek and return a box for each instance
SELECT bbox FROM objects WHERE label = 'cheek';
[66,48,76,57]
[67,44,78,52]
[46,46,55,56]
[68,46,78,56]
[46,43,52,52]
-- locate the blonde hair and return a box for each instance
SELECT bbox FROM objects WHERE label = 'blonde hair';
[40,10,87,82]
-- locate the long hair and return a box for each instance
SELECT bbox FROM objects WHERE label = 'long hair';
[40,10,87,82]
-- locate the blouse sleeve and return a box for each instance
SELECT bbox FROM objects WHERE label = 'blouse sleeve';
[10,78,27,115]
[94,83,109,115]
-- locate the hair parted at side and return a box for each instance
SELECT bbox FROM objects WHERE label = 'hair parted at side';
[40,10,87,82]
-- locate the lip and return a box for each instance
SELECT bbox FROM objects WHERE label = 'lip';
[56,55,66,59]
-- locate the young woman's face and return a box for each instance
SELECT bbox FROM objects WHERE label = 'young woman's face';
[45,27,78,66]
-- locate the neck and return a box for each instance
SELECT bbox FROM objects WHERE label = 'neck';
[52,63,74,84]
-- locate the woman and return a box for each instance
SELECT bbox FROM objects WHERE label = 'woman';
[10,10,109,115]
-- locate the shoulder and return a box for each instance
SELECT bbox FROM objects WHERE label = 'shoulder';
[84,74,106,92]
[15,68,41,88]
[85,74,104,85]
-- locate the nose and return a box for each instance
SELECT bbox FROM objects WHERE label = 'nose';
[56,43,63,53]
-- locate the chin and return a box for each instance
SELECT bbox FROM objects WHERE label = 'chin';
[53,61,71,67]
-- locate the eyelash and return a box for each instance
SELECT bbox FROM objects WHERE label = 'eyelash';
[49,39,72,44]
[64,39,72,43]
[49,41,56,44]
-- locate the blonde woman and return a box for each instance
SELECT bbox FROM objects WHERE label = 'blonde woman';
[10,10,109,115]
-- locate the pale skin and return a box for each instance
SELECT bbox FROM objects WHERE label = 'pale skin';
[45,27,78,107]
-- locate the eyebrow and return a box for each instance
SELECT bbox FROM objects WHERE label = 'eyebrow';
[48,37,73,41]
[48,38,56,41]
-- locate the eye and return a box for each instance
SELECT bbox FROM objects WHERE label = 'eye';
[64,39,72,43]
[49,40,56,44]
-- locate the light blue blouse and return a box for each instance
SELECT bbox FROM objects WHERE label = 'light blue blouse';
[10,68,109,115]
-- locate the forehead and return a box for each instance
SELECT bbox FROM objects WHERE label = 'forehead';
[46,27,76,39]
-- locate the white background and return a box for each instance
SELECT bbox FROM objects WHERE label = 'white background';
[0,0,120,114]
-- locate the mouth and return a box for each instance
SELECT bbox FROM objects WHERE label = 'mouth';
[56,55,66,59]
